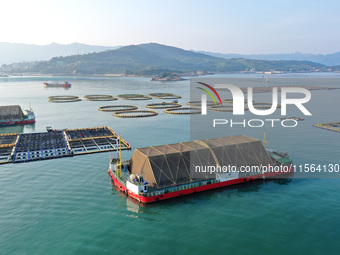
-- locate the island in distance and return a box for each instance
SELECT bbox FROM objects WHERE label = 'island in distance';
[152,73,185,81]
[151,71,211,81]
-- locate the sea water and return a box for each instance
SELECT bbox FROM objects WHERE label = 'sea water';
[0,74,339,255]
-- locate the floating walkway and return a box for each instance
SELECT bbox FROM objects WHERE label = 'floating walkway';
[0,127,130,164]
[313,122,340,133]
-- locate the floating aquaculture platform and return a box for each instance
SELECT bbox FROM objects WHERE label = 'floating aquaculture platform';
[0,126,130,164]
[313,122,340,133]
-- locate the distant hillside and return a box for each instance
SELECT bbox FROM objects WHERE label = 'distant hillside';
[197,51,340,66]
[25,43,324,75]
[0,42,120,65]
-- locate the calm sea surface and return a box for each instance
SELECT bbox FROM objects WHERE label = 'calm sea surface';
[0,73,339,255]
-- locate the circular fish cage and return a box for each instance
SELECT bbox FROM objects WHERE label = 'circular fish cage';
[156,95,182,100]
[98,105,138,112]
[113,110,158,118]
[120,96,153,100]
[253,103,281,109]
[165,107,201,115]
[84,95,118,101]
[223,99,255,103]
[117,94,145,98]
[187,101,216,106]
[146,102,182,109]
[48,96,82,103]
[48,96,79,100]
[149,93,174,97]
[210,105,249,112]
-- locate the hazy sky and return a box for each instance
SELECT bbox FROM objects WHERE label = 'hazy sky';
[1,0,339,54]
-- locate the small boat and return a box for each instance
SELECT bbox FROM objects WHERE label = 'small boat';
[280,117,304,121]
[46,126,68,132]
[43,81,71,88]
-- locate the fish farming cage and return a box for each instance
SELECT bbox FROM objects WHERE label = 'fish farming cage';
[0,126,130,164]
[313,122,340,133]
[0,147,15,163]
[0,133,19,147]
[0,134,19,163]
[65,127,131,155]
[12,131,70,162]
[65,127,114,140]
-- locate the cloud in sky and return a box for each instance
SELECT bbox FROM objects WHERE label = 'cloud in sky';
[1,0,339,54]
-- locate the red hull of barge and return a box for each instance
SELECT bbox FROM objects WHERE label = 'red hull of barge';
[0,119,35,126]
[109,167,294,203]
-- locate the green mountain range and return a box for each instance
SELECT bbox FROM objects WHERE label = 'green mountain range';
[27,43,325,75]
[0,42,119,65]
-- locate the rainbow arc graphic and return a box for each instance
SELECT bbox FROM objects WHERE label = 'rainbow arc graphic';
[196,82,222,105]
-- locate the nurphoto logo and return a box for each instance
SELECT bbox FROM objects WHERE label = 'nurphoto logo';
[196,81,312,128]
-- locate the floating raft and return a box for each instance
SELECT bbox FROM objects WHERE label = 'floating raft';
[0,126,130,164]
[313,122,340,133]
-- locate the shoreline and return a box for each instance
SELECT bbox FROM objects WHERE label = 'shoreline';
[1,71,340,78]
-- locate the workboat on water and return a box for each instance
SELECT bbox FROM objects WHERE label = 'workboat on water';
[0,105,35,127]
[43,81,71,88]
[108,135,293,203]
